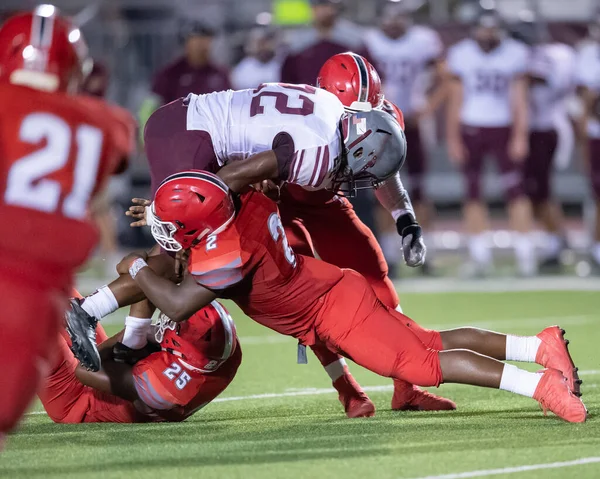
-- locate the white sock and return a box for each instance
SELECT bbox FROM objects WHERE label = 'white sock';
[592,242,600,264]
[514,232,537,276]
[499,364,543,398]
[122,316,153,349]
[543,233,562,259]
[468,233,492,265]
[505,335,542,362]
[81,286,118,319]
[325,358,347,381]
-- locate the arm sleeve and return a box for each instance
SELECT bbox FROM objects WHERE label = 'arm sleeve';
[374,172,416,222]
[287,144,333,188]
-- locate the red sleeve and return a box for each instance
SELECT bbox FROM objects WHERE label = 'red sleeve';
[189,240,246,290]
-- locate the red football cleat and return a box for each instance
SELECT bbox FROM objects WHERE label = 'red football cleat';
[391,380,457,411]
[536,326,582,397]
[533,368,587,423]
[332,371,375,418]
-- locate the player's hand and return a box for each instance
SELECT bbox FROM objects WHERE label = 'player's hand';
[396,215,426,268]
[253,179,281,202]
[447,136,468,166]
[508,134,528,163]
[117,251,148,275]
[126,198,151,227]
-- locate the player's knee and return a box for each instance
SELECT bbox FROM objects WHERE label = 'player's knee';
[392,349,442,387]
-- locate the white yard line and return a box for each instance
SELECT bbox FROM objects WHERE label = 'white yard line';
[407,457,600,479]
[25,370,599,417]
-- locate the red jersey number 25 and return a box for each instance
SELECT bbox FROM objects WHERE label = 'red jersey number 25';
[4,112,103,219]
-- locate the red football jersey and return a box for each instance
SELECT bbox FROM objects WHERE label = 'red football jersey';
[382,99,405,130]
[0,84,134,283]
[188,191,344,344]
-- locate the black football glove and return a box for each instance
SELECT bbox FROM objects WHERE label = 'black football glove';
[113,341,161,365]
[396,214,426,268]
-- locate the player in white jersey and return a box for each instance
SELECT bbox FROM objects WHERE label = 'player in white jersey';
[521,24,576,268]
[446,11,536,277]
[231,27,282,90]
[575,34,600,270]
[364,1,446,269]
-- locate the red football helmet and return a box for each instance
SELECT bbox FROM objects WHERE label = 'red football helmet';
[0,5,91,93]
[157,301,238,373]
[150,170,236,252]
[317,52,384,111]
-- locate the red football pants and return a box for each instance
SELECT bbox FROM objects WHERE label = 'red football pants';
[0,274,65,433]
[315,270,443,387]
[279,186,400,373]
[37,324,142,424]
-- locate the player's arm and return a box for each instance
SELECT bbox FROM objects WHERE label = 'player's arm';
[119,253,217,323]
[217,132,294,192]
[509,74,529,162]
[445,75,466,165]
[374,173,425,267]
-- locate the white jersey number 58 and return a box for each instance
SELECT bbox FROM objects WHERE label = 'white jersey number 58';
[4,112,104,219]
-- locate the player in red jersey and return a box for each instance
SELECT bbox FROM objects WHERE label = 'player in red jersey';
[40,296,240,423]
[283,52,438,412]
[114,171,585,423]
[0,6,135,437]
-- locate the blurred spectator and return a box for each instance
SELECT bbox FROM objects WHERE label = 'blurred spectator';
[281,0,366,85]
[446,10,536,277]
[516,19,576,268]
[365,0,446,273]
[138,22,231,134]
[231,26,282,89]
[575,18,600,270]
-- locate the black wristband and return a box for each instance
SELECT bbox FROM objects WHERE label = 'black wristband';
[395,214,417,236]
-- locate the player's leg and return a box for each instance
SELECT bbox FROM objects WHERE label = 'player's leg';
[495,127,537,276]
[317,271,586,422]
[461,126,492,275]
[0,277,62,433]
[279,185,375,417]
[526,130,565,266]
[589,139,600,269]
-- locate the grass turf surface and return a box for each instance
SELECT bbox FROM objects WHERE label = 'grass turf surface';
[2,290,599,479]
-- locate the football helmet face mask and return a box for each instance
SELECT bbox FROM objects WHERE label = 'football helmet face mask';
[157,300,237,373]
[317,52,384,111]
[0,5,92,93]
[332,109,407,194]
[150,171,236,252]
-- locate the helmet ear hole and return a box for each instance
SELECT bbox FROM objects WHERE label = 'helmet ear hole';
[353,147,364,159]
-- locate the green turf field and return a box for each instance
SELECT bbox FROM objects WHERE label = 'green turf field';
[2,290,599,479]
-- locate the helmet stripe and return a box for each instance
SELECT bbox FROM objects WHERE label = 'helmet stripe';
[158,171,229,195]
[30,7,55,71]
[350,53,369,103]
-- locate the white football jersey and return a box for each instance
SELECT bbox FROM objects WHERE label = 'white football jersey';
[575,42,600,138]
[448,38,530,127]
[186,83,344,189]
[529,44,575,131]
[231,57,282,90]
[365,26,443,115]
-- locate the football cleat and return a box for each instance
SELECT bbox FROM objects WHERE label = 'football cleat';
[391,381,457,411]
[535,326,582,397]
[533,368,587,423]
[65,298,101,372]
[333,370,375,418]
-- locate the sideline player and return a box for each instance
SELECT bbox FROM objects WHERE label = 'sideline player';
[68,84,454,417]
[116,171,585,423]
[0,6,135,437]
[41,299,240,423]
[446,10,536,277]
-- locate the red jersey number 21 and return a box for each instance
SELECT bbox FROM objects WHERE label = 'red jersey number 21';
[4,112,103,219]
